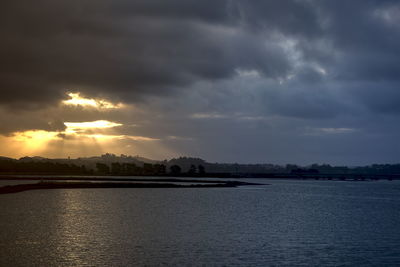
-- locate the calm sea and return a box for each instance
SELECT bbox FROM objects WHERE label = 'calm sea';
[1,178,400,266]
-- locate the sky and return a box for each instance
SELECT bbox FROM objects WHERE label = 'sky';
[0,0,400,165]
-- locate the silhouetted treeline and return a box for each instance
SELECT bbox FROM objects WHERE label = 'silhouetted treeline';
[1,155,400,177]
[0,158,91,175]
[96,162,167,176]
[291,168,319,174]
[0,157,207,176]
[96,162,206,176]
[306,163,400,175]
[169,157,400,175]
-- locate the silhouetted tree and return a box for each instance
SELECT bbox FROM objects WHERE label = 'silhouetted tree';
[111,162,122,175]
[170,165,181,175]
[198,165,206,175]
[96,163,110,174]
[80,165,90,174]
[124,163,138,175]
[143,163,154,175]
[188,164,197,175]
[153,164,166,175]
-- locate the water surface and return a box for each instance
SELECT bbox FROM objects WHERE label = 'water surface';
[1,179,400,266]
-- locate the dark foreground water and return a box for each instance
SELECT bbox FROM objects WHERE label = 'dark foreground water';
[1,178,400,266]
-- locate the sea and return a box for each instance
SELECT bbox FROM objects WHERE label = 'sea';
[1,178,400,266]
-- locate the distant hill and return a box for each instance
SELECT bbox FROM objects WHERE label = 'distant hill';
[0,156,14,161]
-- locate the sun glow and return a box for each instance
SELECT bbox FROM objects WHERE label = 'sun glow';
[62,93,123,109]
[12,130,60,150]
[82,134,158,141]
[64,120,123,132]
[0,92,166,159]
[5,120,123,156]
[7,130,62,156]
[3,118,160,158]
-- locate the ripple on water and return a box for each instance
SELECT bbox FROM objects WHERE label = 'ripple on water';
[1,179,400,266]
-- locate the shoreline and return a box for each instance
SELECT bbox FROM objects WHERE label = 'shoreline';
[0,180,263,194]
[0,173,397,181]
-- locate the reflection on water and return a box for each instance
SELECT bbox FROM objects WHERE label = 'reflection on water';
[54,190,103,266]
[1,179,400,266]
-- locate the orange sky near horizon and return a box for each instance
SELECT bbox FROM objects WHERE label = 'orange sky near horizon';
[0,92,174,160]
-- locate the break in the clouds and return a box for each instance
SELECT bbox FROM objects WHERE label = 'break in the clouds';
[1,0,400,165]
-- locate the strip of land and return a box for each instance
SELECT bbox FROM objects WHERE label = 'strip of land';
[0,176,243,183]
[0,180,262,194]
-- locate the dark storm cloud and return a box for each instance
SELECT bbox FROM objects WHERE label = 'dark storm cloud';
[319,1,400,79]
[1,0,398,114]
[0,0,323,106]
[0,107,66,134]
